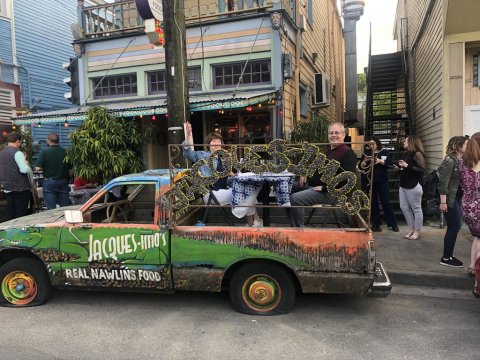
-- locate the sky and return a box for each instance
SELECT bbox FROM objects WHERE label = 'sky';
[337,0,399,72]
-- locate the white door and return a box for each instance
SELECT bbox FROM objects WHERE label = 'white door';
[464,105,480,136]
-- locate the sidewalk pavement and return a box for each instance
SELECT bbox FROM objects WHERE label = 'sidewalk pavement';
[375,220,475,291]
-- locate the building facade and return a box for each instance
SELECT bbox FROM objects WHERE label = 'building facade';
[0,0,80,144]
[14,0,346,168]
[394,0,480,169]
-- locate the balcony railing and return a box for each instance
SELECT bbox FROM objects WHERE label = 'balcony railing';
[81,0,294,39]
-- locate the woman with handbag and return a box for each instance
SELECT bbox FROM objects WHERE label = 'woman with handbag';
[438,136,468,267]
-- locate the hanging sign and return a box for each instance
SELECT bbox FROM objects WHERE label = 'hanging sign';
[135,0,163,22]
[145,18,165,47]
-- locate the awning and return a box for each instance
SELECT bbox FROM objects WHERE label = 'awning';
[12,89,277,125]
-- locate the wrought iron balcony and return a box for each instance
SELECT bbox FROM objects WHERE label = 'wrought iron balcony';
[81,0,294,39]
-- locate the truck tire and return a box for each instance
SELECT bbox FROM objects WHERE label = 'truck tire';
[0,258,51,307]
[229,263,295,315]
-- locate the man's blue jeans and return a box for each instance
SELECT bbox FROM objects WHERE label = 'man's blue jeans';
[43,178,71,210]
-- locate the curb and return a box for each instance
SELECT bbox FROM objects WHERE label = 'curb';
[388,269,474,290]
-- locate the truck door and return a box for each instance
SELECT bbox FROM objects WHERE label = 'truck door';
[59,181,172,290]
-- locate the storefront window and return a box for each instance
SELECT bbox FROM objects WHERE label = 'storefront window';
[208,115,239,144]
[206,112,271,145]
[242,114,271,144]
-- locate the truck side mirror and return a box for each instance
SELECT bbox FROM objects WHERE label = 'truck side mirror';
[65,210,84,224]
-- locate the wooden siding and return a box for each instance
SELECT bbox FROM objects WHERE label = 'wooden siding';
[13,0,77,111]
[465,47,480,106]
[407,0,430,48]
[300,0,344,123]
[81,1,344,143]
[84,16,276,104]
[283,0,344,135]
[31,122,81,162]
[281,29,297,134]
[87,18,272,72]
[0,18,14,84]
[408,0,444,170]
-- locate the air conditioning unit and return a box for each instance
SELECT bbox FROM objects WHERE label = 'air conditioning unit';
[283,53,293,79]
[313,72,331,106]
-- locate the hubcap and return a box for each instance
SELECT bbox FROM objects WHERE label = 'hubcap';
[2,271,37,305]
[242,274,281,312]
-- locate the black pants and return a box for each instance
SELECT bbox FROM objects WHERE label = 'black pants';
[5,190,31,220]
[369,181,398,228]
[443,198,462,258]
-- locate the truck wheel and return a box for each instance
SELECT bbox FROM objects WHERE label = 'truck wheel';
[229,263,295,315]
[0,258,51,307]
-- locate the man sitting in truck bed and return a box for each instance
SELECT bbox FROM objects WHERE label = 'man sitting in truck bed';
[288,122,357,227]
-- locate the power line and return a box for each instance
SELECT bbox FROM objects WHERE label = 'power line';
[232,15,267,98]
[82,37,137,106]
[52,0,78,18]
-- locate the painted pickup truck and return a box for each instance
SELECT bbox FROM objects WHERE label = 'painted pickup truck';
[0,144,391,315]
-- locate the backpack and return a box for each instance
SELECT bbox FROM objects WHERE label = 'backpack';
[420,170,440,217]
[420,170,439,200]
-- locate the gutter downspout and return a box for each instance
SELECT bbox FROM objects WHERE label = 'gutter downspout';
[294,1,301,126]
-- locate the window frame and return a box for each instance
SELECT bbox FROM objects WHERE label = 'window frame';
[212,59,271,89]
[473,54,478,87]
[147,70,167,95]
[91,73,138,100]
[83,182,158,225]
[307,0,313,25]
[299,83,308,117]
[188,66,202,92]
[147,67,202,95]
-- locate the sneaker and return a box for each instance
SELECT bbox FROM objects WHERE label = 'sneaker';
[452,257,464,267]
[440,257,464,268]
[391,226,399,232]
[252,219,263,228]
[371,226,382,232]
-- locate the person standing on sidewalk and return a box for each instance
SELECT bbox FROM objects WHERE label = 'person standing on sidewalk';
[35,133,71,210]
[438,136,468,268]
[0,132,32,220]
[359,137,399,233]
[457,132,480,297]
[395,135,426,240]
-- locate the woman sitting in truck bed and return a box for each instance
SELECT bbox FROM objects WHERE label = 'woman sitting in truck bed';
[182,122,263,227]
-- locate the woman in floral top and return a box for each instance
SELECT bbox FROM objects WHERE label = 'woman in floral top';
[458,132,480,297]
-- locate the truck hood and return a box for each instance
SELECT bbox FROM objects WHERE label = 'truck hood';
[0,206,81,229]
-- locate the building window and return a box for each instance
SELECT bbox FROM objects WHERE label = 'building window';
[299,84,308,117]
[92,74,137,99]
[147,71,166,95]
[307,0,313,24]
[188,67,202,91]
[473,55,478,87]
[148,68,202,95]
[213,60,271,89]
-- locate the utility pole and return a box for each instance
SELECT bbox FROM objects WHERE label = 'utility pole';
[162,0,190,146]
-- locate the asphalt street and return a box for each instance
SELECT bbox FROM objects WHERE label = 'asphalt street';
[0,288,478,360]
